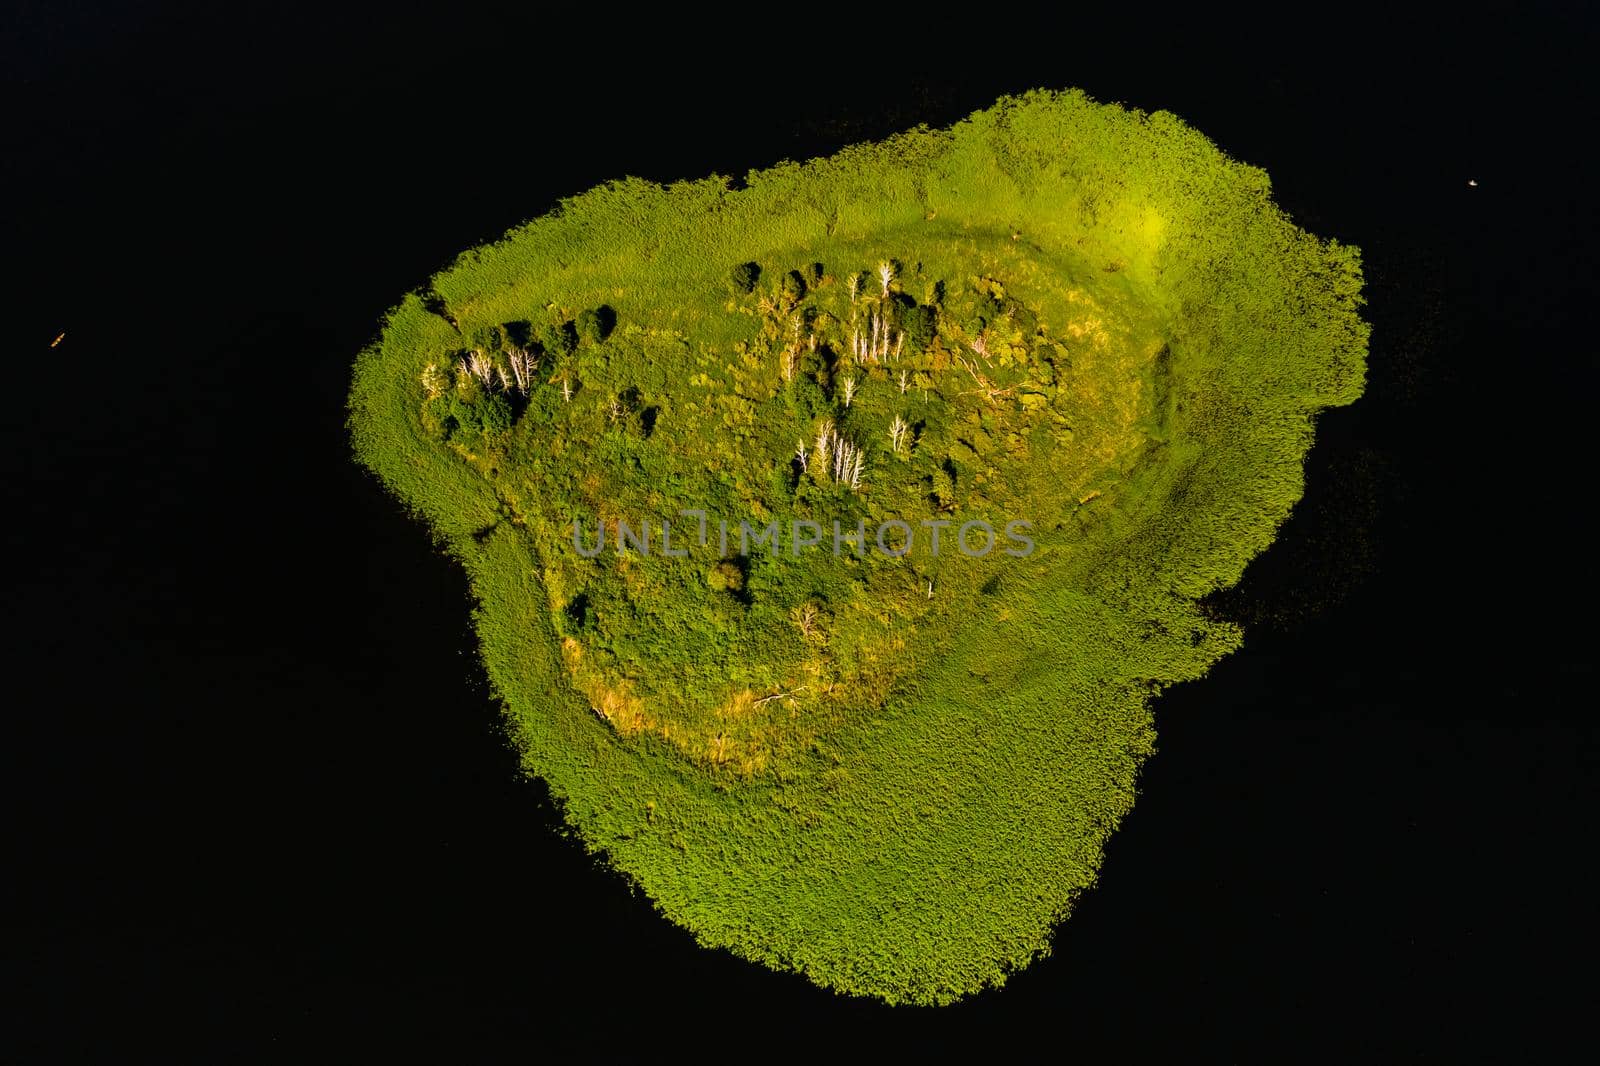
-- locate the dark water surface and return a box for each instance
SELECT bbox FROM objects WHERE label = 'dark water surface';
[5,7,1595,1057]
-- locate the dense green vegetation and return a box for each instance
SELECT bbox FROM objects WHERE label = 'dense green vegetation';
[348,89,1367,1004]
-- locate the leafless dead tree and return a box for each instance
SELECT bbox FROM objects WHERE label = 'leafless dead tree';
[506,347,536,393]
[832,436,853,480]
[813,420,867,491]
[467,351,495,386]
[889,414,908,454]
[955,353,1014,405]
[814,419,834,478]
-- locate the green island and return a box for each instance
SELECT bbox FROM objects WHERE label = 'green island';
[348,89,1367,1004]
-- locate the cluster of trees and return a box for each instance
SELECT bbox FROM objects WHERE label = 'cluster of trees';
[421,305,617,444]
[417,248,1069,783]
[729,257,986,499]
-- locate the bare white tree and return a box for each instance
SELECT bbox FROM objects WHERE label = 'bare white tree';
[561,377,573,403]
[795,441,809,473]
[506,347,537,394]
[889,414,908,454]
[814,419,834,478]
[899,368,909,395]
[955,353,1013,405]
[892,333,904,362]
[841,375,856,407]
[847,273,860,305]
[467,351,495,386]
[811,420,869,492]
[877,261,895,296]
[795,601,820,639]
[782,345,799,382]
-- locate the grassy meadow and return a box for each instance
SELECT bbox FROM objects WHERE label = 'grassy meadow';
[348,89,1367,1003]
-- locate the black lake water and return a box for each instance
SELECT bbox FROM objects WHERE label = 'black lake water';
[6,9,1594,1057]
